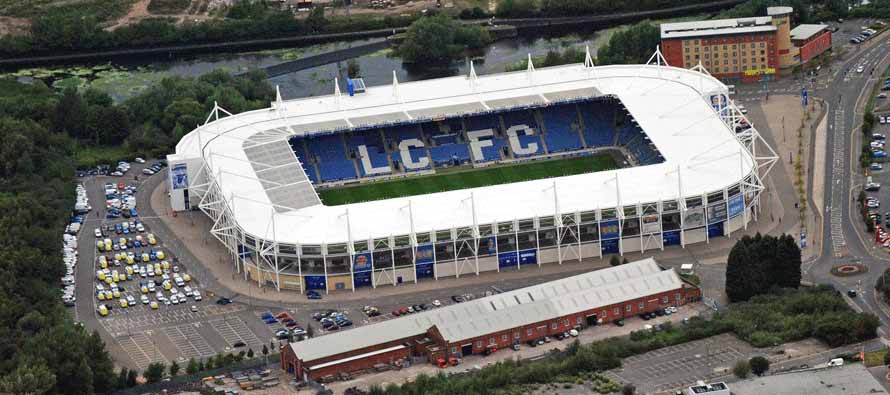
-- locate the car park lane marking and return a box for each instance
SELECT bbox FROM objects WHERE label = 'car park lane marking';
[117,332,166,370]
[163,324,216,360]
[209,317,265,352]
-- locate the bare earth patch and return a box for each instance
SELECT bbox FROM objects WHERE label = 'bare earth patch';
[0,16,30,36]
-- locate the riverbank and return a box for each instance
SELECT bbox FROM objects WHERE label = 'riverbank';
[0,0,745,70]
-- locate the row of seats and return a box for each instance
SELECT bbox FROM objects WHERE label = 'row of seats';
[288,99,661,183]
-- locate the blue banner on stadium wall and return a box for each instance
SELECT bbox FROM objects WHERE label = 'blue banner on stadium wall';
[601,238,619,254]
[415,245,434,264]
[353,253,372,272]
[305,275,326,290]
[498,251,518,268]
[728,195,745,218]
[171,164,188,189]
[353,271,372,287]
[708,222,724,238]
[416,263,434,278]
[519,249,537,265]
[600,220,620,240]
[707,202,727,224]
[663,231,681,246]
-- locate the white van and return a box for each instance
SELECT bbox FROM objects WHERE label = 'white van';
[828,358,844,367]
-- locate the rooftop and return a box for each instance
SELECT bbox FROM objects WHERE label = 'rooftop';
[730,364,884,395]
[790,24,829,41]
[171,63,756,245]
[289,258,683,363]
[660,17,776,39]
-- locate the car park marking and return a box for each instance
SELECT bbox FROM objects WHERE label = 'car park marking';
[117,332,166,370]
[163,324,216,360]
[209,317,265,352]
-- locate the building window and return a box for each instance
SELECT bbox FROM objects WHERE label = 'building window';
[451,346,457,354]
[514,331,520,339]
[704,53,709,59]
[732,44,737,49]
[705,61,710,66]
[733,59,738,64]
[551,322,558,330]
[501,334,508,342]
[676,293,682,302]
[576,316,583,325]
[563,319,570,326]
[751,50,756,55]
[476,341,482,348]
[638,302,645,310]
[527,328,533,336]
[760,42,765,48]
[760,50,765,55]
[663,296,669,304]
[626,304,632,312]
[614,307,620,315]
[761,57,765,62]
[686,55,690,61]
[601,310,607,318]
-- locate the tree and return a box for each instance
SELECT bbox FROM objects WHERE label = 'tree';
[621,383,636,395]
[398,14,491,64]
[144,362,165,383]
[197,359,206,372]
[347,59,361,79]
[247,348,255,358]
[733,360,750,378]
[262,344,269,357]
[116,368,129,390]
[749,356,770,376]
[884,351,890,367]
[609,255,620,266]
[85,331,115,394]
[725,233,801,302]
[596,22,660,65]
[186,358,198,375]
[126,370,137,388]
[495,0,540,17]
[306,323,315,339]
[169,360,180,377]
[0,363,56,395]
[876,268,890,304]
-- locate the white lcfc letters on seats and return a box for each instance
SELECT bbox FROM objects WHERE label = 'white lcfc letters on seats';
[398,138,430,170]
[506,124,538,156]
[467,129,494,162]
[357,145,392,175]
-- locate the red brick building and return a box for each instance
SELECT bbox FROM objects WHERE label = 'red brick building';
[281,258,701,383]
[790,24,832,64]
[660,17,779,83]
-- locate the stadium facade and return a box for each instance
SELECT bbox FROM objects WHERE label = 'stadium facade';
[168,49,777,293]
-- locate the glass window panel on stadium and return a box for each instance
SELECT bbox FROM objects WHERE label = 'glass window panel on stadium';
[238,180,756,292]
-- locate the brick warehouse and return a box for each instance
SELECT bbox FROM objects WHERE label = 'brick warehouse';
[280,258,701,382]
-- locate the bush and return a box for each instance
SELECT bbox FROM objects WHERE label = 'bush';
[622,383,636,395]
[397,14,491,64]
[749,356,769,376]
[733,360,750,378]
[495,0,540,17]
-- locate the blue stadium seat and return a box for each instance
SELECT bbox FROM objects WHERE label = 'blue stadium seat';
[357,149,391,176]
[578,103,616,148]
[317,160,357,182]
[430,144,471,166]
[540,105,583,153]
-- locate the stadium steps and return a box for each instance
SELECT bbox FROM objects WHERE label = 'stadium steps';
[574,104,590,149]
[611,114,621,147]
[533,109,551,155]
[496,114,512,160]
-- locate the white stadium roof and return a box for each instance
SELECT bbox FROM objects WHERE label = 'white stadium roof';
[172,62,757,245]
[290,257,681,363]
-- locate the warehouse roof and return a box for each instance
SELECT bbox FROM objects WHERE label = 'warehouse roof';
[660,17,776,39]
[289,258,684,363]
[790,24,829,41]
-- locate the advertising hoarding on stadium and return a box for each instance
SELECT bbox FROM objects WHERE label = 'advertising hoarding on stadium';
[641,214,661,234]
[728,195,745,218]
[683,208,705,228]
[707,202,727,224]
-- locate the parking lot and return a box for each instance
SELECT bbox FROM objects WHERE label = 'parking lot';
[605,333,756,394]
[74,160,276,371]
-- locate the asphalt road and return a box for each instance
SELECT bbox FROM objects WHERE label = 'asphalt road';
[802,27,890,336]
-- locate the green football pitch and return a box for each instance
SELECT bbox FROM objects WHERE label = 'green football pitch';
[318,154,618,205]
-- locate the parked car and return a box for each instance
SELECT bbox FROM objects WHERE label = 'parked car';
[306,290,322,300]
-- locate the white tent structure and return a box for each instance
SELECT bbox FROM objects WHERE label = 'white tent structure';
[168,51,776,293]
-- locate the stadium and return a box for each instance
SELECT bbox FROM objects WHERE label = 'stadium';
[167,49,778,293]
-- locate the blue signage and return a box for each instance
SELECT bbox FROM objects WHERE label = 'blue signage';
[728,195,745,218]
[416,262,434,278]
[353,271,372,287]
[415,245,434,264]
[353,253,372,272]
[305,275,326,290]
[663,231,681,246]
[601,238,619,254]
[801,88,808,106]
[171,164,188,189]
[519,249,537,265]
[600,220,620,240]
[498,251,518,268]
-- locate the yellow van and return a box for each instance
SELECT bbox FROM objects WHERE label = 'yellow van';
[112,289,120,299]
[147,234,157,245]
[183,274,192,282]
[142,253,150,262]
[163,282,172,291]
[98,292,106,301]
[156,250,166,260]
[98,305,109,316]
[119,299,128,308]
